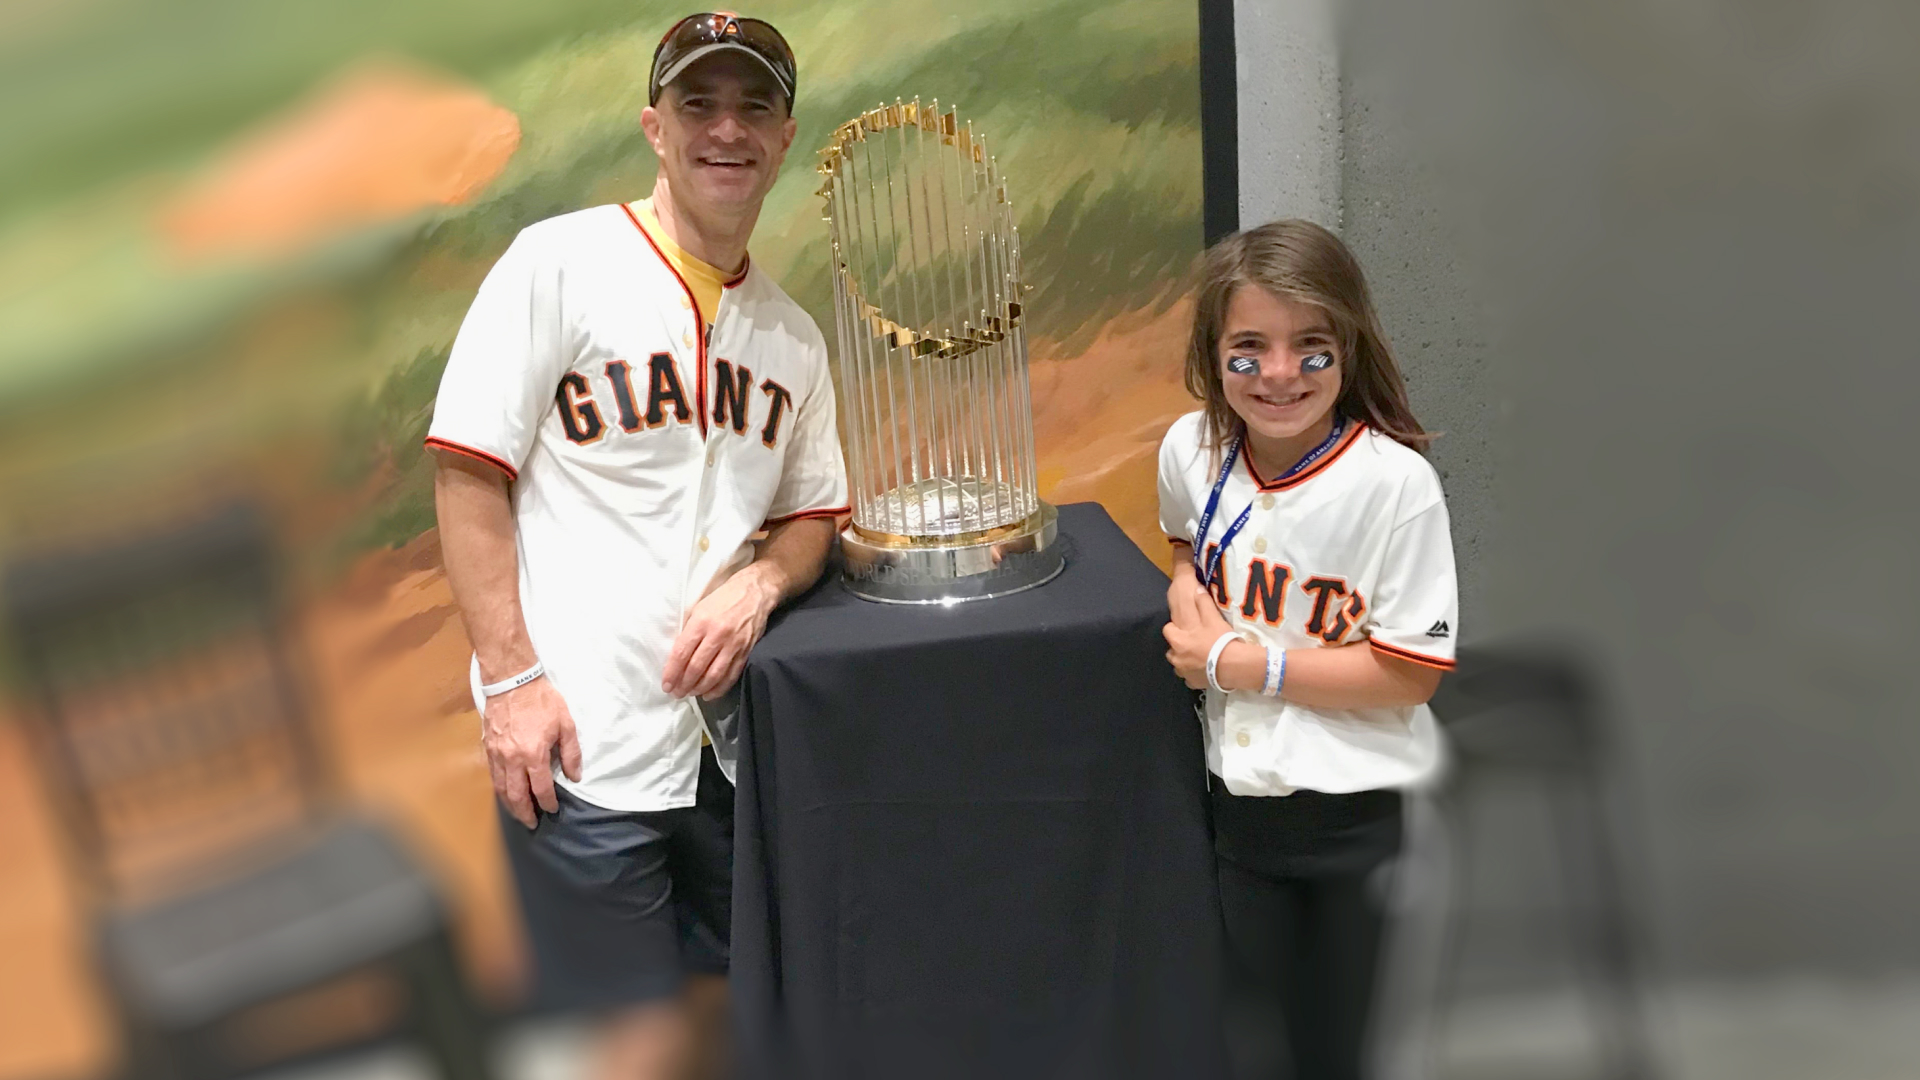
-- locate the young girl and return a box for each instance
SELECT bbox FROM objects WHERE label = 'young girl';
[1158,220,1456,1080]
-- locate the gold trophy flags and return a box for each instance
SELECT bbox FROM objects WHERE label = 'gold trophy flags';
[818,98,1061,603]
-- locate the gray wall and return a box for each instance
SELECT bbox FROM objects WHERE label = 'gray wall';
[1233,0,1340,231]
[1239,0,1920,978]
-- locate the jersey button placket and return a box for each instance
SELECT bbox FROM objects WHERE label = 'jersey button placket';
[685,303,713,595]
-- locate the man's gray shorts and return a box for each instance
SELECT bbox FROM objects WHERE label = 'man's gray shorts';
[497,745,734,1010]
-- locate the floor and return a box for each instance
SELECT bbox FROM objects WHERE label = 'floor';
[1434,976,1920,1080]
[249,975,1920,1080]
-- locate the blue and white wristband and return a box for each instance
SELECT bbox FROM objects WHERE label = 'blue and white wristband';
[1260,646,1288,698]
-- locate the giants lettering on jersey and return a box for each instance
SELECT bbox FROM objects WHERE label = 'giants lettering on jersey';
[557,355,794,448]
[1206,550,1370,646]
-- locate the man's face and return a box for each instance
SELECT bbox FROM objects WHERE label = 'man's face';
[643,52,796,217]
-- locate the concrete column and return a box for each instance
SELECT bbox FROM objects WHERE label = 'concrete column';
[1235,0,1342,230]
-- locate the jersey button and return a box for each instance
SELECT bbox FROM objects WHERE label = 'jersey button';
[1235,731,1250,747]
[679,295,692,310]
[698,536,710,552]
[1260,494,1275,510]
[705,450,716,468]
[683,331,695,347]
[1253,536,1267,554]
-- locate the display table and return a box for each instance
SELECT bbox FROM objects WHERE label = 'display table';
[731,503,1227,1080]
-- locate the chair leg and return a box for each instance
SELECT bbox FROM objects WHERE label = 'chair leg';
[1370,791,1456,1080]
[1549,771,1661,1080]
[1424,785,1477,1074]
[109,991,202,1080]
[404,931,495,1080]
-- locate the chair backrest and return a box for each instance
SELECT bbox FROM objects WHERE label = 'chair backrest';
[3,504,329,900]
[1428,644,1607,771]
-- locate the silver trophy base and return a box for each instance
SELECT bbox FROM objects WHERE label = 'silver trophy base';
[840,502,1064,604]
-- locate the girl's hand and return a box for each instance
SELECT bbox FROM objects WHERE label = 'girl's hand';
[1163,583,1233,688]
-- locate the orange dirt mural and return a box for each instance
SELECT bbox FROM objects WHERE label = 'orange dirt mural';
[161,61,521,262]
[1033,296,1196,570]
[0,718,112,1080]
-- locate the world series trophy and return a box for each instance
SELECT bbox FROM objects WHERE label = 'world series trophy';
[818,99,1064,604]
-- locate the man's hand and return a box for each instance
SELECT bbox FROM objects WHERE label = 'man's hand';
[483,675,583,829]
[1163,581,1233,689]
[662,567,780,700]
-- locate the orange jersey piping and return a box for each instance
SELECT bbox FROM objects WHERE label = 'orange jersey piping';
[1368,637,1457,671]
[764,504,852,527]
[1245,421,1367,492]
[424,436,517,481]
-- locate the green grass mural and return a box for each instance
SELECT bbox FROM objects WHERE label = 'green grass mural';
[0,0,1200,560]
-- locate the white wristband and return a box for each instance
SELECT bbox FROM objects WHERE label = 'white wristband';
[1205,632,1240,695]
[480,660,545,697]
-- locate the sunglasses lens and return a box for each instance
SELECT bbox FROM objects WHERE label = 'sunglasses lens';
[737,19,796,65]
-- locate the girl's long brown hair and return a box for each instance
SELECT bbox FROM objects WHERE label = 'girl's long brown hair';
[1184,219,1431,454]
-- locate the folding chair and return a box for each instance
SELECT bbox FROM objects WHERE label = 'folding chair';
[3,504,492,1080]
[1425,644,1663,1080]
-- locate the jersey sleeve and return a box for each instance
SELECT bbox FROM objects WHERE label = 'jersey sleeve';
[1157,418,1200,546]
[1364,496,1459,671]
[762,338,850,526]
[424,229,571,479]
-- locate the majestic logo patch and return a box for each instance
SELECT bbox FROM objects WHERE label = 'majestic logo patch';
[1301,351,1334,372]
[1426,620,1450,638]
[1226,355,1259,375]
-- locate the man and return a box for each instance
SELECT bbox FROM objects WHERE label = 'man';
[424,13,845,1078]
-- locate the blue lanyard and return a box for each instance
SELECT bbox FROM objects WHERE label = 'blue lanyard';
[1192,417,1347,588]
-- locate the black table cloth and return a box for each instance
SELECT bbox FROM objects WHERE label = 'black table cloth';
[732,502,1228,1080]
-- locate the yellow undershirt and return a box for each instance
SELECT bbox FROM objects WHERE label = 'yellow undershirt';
[634,199,729,326]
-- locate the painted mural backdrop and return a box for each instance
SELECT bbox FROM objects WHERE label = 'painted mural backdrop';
[0,1,1199,1073]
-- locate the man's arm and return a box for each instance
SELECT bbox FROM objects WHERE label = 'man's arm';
[661,515,836,700]
[434,451,581,828]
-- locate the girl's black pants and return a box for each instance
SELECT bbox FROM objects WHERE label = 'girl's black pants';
[1211,782,1404,1080]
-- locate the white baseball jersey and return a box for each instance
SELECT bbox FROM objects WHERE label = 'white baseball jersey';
[427,203,848,812]
[1158,410,1456,797]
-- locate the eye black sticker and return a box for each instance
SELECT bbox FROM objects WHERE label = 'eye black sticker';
[1301,351,1334,372]
[1226,355,1260,375]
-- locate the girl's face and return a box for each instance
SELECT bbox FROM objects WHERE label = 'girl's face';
[1218,286,1342,447]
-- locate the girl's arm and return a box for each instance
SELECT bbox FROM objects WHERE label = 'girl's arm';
[1221,630,1441,708]
[1164,543,1441,708]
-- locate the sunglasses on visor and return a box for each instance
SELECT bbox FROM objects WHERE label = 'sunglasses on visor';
[650,13,797,109]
